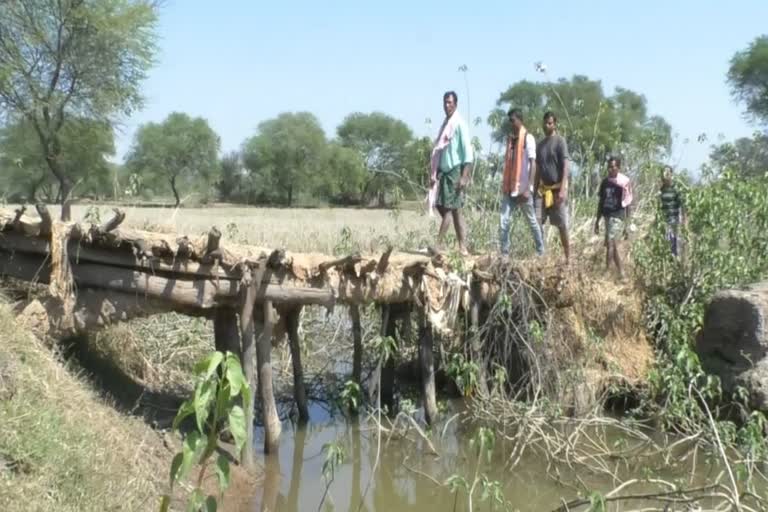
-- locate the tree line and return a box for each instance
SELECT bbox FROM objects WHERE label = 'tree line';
[1,1,767,219]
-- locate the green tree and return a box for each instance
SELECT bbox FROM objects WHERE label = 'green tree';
[217,151,244,202]
[242,112,327,206]
[707,133,768,178]
[491,75,672,199]
[0,0,158,220]
[728,35,768,124]
[319,143,367,204]
[0,116,115,203]
[125,112,221,207]
[337,112,414,206]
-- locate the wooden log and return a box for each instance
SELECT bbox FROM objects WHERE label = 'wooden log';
[0,250,335,311]
[318,253,362,273]
[350,304,363,385]
[214,308,241,360]
[286,307,309,423]
[381,304,397,412]
[99,208,126,233]
[258,300,282,452]
[35,204,52,236]
[418,309,438,424]
[239,265,261,468]
[202,227,222,264]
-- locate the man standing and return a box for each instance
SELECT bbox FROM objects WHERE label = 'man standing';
[499,109,544,257]
[429,91,474,255]
[535,112,570,263]
[594,157,633,278]
[659,165,686,257]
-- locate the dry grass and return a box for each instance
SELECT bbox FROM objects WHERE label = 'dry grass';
[53,203,438,254]
[0,304,171,512]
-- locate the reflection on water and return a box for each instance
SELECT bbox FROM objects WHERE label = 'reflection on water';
[236,401,726,512]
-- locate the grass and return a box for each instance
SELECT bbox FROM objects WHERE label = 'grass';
[47,203,439,254]
[0,304,171,512]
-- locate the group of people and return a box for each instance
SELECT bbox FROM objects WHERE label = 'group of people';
[428,90,686,275]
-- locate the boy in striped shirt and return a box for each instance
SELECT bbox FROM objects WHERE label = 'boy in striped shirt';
[659,166,686,257]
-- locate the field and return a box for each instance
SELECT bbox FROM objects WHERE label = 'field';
[64,204,440,254]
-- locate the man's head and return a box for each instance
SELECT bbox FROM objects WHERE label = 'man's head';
[662,165,673,186]
[443,91,458,117]
[508,108,524,134]
[608,156,621,178]
[543,111,557,136]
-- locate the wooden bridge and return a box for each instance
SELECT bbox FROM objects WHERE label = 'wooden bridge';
[0,205,504,467]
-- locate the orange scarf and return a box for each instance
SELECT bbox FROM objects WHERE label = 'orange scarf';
[503,126,526,195]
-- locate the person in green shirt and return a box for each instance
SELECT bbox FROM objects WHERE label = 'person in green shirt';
[430,91,474,255]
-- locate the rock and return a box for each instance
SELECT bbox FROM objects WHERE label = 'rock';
[696,281,768,411]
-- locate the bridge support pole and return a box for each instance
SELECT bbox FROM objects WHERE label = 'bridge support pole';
[350,304,363,386]
[258,300,282,452]
[286,306,309,423]
[418,309,439,425]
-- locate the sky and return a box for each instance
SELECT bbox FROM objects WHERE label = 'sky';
[114,0,768,173]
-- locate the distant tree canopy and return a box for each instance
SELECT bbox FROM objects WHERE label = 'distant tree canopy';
[337,112,414,206]
[0,0,158,219]
[242,112,327,206]
[728,35,768,124]
[125,112,221,207]
[707,133,768,178]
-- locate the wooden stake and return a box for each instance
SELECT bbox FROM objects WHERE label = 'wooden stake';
[239,264,263,468]
[350,304,363,385]
[418,309,439,424]
[286,307,309,423]
[258,299,282,452]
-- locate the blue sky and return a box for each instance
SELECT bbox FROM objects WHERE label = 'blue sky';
[115,0,768,173]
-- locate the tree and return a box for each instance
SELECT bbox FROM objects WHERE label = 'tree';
[728,35,768,124]
[708,133,768,178]
[318,143,366,204]
[125,112,221,207]
[491,75,672,199]
[242,112,327,206]
[217,151,245,202]
[0,0,159,220]
[337,112,413,206]
[0,116,115,203]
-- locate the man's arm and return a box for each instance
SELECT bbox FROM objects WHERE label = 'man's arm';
[594,181,604,233]
[558,137,570,203]
[457,123,474,190]
[525,133,536,198]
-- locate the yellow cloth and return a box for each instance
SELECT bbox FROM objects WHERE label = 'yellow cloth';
[539,183,561,209]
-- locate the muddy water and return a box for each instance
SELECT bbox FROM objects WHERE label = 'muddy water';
[232,401,727,512]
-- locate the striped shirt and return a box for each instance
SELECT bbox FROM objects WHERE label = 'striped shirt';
[660,185,683,224]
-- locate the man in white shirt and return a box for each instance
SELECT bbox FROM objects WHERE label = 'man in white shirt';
[499,109,544,256]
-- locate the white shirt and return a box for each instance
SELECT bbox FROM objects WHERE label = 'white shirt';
[511,132,537,196]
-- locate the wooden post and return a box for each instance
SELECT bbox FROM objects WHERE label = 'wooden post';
[381,304,397,413]
[258,300,281,452]
[213,308,241,360]
[350,304,363,385]
[418,309,439,424]
[239,265,262,468]
[286,306,309,423]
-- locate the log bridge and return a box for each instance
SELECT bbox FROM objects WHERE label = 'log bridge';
[0,205,495,466]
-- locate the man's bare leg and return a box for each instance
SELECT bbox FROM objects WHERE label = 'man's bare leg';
[452,208,469,255]
[613,240,625,279]
[558,225,570,264]
[436,206,453,252]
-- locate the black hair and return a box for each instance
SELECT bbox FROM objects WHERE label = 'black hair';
[443,91,458,103]
[608,156,622,168]
[507,108,523,121]
[543,111,557,123]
